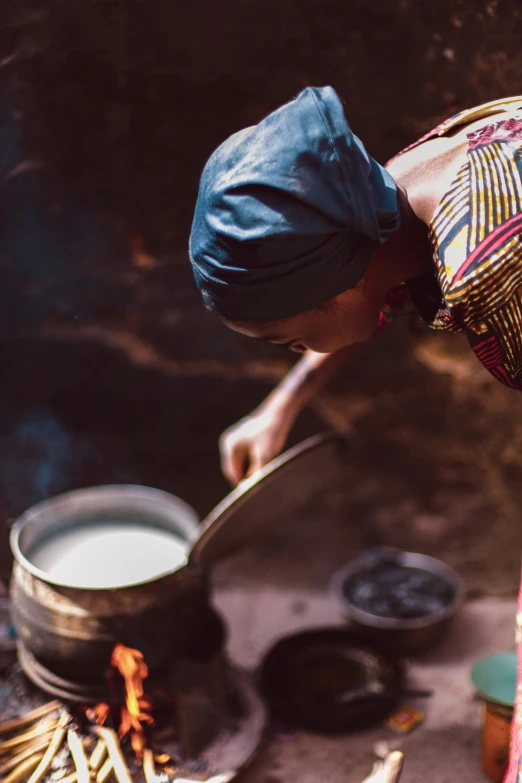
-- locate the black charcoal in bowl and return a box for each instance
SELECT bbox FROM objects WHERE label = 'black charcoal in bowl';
[343,550,456,620]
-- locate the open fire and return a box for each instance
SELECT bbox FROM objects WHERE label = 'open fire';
[0,640,235,782]
[2,612,263,783]
[112,644,154,757]
[90,644,154,759]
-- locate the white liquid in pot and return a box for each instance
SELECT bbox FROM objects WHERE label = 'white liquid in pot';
[29,522,189,588]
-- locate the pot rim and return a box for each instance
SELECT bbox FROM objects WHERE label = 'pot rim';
[329,548,465,630]
[10,484,201,591]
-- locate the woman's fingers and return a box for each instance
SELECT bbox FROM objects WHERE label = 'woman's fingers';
[229,444,250,486]
[219,409,289,486]
[245,443,270,478]
[220,432,249,486]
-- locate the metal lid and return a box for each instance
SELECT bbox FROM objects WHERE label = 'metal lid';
[189,432,347,569]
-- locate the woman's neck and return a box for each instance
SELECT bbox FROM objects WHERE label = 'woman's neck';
[375,189,434,288]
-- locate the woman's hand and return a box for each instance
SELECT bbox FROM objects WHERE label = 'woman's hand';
[219,405,291,486]
[219,346,359,486]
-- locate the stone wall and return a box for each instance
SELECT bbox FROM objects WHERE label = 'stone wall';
[0,0,521,593]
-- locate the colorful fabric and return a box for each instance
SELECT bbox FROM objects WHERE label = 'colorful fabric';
[430,117,522,389]
[189,86,400,322]
[393,101,522,390]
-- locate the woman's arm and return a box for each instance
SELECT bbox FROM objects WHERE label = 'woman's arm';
[261,344,359,422]
[219,286,411,484]
[219,344,359,485]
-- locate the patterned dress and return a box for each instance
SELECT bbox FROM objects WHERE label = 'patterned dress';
[385,96,522,783]
[394,97,522,388]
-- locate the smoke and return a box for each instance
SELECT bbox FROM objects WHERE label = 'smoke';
[0,406,142,520]
[0,409,75,515]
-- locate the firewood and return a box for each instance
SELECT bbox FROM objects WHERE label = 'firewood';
[56,774,77,783]
[92,727,132,783]
[0,737,52,775]
[1,752,45,783]
[67,730,91,783]
[0,702,61,736]
[143,749,163,783]
[89,739,107,773]
[1,731,57,763]
[173,775,234,783]
[362,751,404,783]
[0,719,58,756]
[96,758,114,783]
[25,711,70,783]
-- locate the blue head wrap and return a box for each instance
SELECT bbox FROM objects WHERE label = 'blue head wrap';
[189,86,400,322]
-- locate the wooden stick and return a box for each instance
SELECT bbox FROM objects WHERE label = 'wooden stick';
[25,712,70,783]
[0,719,58,755]
[143,749,161,783]
[0,737,53,775]
[92,727,132,783]
[0,702,61,736]
[89,738,107,773]
[57,773,78,783]
[173,776,234,783]
[1,752,45,783]
[15,730,56,750]
[67,730,91,783]
[362,751,404,783]
[97,758,114,783]
[0,733,56,763]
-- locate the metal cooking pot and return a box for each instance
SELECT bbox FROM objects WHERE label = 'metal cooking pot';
[10,433,345,681]
[330,548,465,655]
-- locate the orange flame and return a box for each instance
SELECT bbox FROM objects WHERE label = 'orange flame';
[88,703,110,725]
[100,643,155,757]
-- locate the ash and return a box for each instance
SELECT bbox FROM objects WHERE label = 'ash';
[0,663,49,721]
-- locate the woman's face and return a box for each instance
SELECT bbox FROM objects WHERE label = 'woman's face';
[224,274,385,353]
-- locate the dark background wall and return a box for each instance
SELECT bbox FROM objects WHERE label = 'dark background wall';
[0,0,521,593]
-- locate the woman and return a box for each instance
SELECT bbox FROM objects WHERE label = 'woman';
[189,87,522,781]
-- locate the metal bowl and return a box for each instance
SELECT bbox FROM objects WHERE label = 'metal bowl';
[330,549,465,656]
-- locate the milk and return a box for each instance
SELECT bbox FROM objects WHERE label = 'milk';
[29,522,189,588]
